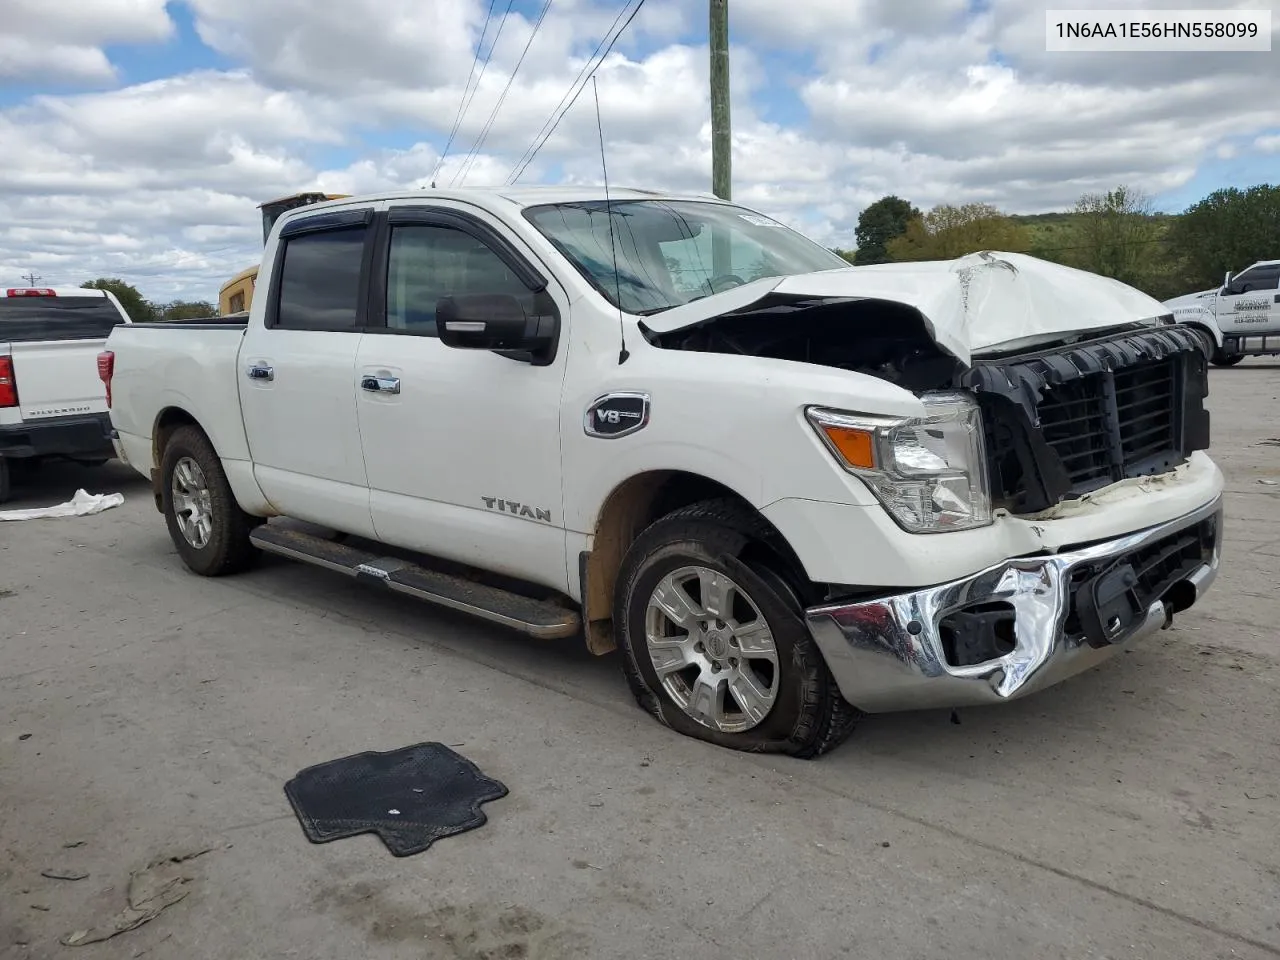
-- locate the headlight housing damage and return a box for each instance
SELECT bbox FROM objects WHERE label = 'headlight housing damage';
[806,392,992,533]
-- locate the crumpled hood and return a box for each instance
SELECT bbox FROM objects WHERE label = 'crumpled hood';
[640,251,1172,365]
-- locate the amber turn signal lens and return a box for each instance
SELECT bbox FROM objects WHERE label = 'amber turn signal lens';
[819,425,876,469]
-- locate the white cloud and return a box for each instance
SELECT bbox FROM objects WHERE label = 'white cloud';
[1,0,1278,301]
[0,0,173,85]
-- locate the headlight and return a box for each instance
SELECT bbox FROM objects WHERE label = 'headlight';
[805,392,992,533]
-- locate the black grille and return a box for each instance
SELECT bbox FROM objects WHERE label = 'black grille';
[1037,358,1183,492]
[965,326,1212,514]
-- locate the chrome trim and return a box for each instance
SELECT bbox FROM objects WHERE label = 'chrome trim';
[584,392,651,439]
[805,497,1223,713]
[360,375,401,394]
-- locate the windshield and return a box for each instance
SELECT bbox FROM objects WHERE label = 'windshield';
[523,200,849,315]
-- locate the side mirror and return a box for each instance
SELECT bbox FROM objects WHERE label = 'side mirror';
[436,294,557,362]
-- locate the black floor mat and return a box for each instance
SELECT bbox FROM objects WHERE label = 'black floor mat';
[284,742,508,857]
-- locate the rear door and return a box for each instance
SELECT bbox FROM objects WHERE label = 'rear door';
[1219,263,1280,335]
[0,290,128,422]
[237,207,379,537]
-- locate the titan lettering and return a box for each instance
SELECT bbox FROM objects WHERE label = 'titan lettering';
[481,496,552,523]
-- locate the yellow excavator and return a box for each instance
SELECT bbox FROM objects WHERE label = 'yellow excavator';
[217,192,350,316]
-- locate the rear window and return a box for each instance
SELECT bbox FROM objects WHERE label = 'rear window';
[0,297,126,343]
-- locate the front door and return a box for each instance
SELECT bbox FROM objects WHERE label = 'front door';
[1219,262,1280,336]
[238,208,377,537]
[354,203,571,593]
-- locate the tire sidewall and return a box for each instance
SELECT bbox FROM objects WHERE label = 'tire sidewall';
[160,431,232,575]
[619,533,821,753]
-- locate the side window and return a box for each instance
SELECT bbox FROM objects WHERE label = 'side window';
[1230,266,1260,292]
[386,224,535,336]
[1244,265,1280,291]
[274,226,368,331]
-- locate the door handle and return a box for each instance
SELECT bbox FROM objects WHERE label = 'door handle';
[247,363,274,382]
[360,375,401,394]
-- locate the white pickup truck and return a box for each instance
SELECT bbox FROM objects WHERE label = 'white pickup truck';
[0,286,130,502]
[101,187,1225,758]
[1164,259,1280,365]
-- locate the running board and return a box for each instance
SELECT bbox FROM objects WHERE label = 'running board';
[249,524,581,640]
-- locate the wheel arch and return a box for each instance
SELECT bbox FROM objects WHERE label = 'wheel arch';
[579,469,810,655]
[149,407,273,517]
[150,407,204,510]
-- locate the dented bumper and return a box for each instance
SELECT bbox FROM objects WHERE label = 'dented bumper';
[805,496,1222,713]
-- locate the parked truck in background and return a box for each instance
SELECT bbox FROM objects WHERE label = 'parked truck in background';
[0,286,130,503]
[1164,259,1280,365]
[99,187,1224,758]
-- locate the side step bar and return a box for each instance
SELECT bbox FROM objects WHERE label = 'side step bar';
[249,524,581,640]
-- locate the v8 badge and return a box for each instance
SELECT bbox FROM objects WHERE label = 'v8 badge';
[584,392,650,439]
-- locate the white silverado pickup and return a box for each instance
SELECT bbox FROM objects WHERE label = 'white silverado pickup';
[1,286,130,502]
[1164,259,1280,365]
[101,187,1225,758]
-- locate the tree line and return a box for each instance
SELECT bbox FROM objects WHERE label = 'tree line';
[79,278,216,323]
[836,183,1280,302]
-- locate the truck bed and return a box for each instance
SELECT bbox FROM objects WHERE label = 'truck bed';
[105,322,252,475]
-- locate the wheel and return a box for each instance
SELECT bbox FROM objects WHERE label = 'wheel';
[614,498,860,758]
[1211,351,1244,367]
[0,457,10,505]
[159,425,261,576]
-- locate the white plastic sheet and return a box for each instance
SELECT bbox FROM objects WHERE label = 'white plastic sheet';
[0,488,124,522]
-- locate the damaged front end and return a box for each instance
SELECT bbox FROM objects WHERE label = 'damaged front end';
[640,254,1222,711]
[804,494,1220,712]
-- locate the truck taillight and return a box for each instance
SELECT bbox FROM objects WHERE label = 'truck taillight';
[4,288,56,297]
[0,357,17,408]
[97,350,115,408]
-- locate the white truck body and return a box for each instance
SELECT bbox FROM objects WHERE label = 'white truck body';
[101,187,1225,756]
[1164,259,1280,364]
[0,286,130,501]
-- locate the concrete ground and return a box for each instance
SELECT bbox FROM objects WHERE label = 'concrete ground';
[2,362,1279,960]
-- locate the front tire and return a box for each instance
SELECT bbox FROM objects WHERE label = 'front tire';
[614,499,859,758]
[159,425,260,576]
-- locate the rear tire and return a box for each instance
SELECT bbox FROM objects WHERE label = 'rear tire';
[1211,351,1244,367]
[0,457,10,505]
[614,498,859,759]
[159,425,261,576]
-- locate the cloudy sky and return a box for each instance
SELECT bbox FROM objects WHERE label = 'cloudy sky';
[1,0,1277,303]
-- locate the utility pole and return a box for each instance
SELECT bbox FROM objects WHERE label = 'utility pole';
[21,270,41,286]
[709,0,731,202]
[709,0,732,279]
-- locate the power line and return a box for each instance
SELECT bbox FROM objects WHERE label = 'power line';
[506,0,646,185]
[453,0,557,187]
[21,270,42,286]
[431,0,501,187]
[435,0,509,185]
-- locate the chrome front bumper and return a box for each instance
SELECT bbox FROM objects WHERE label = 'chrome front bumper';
[805,497,1223,713]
